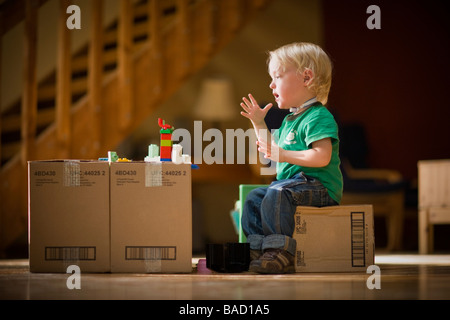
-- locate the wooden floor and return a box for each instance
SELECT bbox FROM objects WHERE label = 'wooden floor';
[1,254,450,301]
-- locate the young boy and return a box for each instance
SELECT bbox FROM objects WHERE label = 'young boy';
[240,42,343,274]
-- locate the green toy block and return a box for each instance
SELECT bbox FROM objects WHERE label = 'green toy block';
[148,144,159,158]
[160,128,174,134]
[108,151,119,162]
[238,184,268,243]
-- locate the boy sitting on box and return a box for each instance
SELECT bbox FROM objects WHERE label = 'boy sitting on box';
[240,42,343,274]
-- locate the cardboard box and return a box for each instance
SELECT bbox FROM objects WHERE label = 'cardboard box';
[293,205,374,272]
[110,162,192,273]
[28,160,110,273]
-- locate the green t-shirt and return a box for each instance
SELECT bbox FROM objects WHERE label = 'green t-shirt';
[274,104,343,203]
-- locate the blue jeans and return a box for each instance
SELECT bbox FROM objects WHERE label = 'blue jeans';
[242,172,338,256]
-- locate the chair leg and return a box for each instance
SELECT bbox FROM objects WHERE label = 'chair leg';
[380,192,404,252]
[388,192,405,251]
[419,209,432,254]
[386,215,397,252]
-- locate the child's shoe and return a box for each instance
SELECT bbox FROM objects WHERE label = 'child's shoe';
[249,248,295,274]
[250,249,262,261]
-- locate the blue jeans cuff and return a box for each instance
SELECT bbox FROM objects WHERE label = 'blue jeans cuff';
[247,234,264,251]
[261,234,297,256]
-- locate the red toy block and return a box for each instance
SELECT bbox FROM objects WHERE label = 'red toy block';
[160,133,172,140]
[160,146,172,160]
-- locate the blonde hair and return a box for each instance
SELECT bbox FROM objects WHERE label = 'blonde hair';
[267,42,333,105]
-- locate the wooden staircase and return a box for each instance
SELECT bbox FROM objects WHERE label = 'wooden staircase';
[0,0,271,257]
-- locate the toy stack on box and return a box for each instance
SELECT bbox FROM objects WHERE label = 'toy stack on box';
[28,119,193,273]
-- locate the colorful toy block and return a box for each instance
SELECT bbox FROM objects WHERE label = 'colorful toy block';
[108,151,119,162]
[148,144,159,158]
[158,118,174,161]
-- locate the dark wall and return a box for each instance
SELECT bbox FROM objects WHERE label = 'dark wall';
[323,0,450,180]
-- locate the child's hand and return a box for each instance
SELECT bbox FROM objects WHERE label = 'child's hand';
[256,134,281,163]
[240,94,273,126]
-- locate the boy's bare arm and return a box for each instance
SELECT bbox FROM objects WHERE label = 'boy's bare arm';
[280,138,332,167]
[258,137,332,168]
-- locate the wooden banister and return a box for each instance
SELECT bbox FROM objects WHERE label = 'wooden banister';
[56,0,72,158]
[149,0,164,95]
[198,0,215,64]
[88,0,104,154]
[21,0,38,165]
[118,0,134,131]
[176,0,191,80]
[227,0,243,33]
[0,10,3,164]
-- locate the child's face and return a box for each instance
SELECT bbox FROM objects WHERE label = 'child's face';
[268,59,311,109]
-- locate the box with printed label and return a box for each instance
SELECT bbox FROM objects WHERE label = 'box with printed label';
[28,160,110,273]
[293,205,374,272]
[110,162,192,273]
